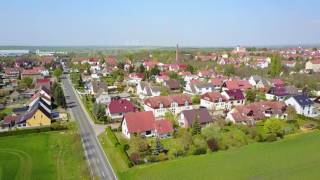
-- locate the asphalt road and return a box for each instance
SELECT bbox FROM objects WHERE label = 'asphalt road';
[61,75,117,180]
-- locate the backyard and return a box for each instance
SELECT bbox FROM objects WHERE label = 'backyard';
[119,130,320,180]
[0,130,90,180]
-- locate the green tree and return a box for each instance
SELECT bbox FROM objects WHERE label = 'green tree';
[53,68,63,81]
[264,118,285,137]
[186,64,195,74]
[129,136,150,156]
[152,138,164,155]
[19,77,33,89]
[270,54,281,77]
[164,111,178,128]
[53,83,66,108]
[93,103,106,121]
[129,65,135,73]
[192,95,200,104]
[224,64,235,76]
[245,89,256,102]
[150,65,160,76]
[191,114,201,136]
[139,64,145,73]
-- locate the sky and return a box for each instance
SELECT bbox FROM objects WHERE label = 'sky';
[0,0,320,47]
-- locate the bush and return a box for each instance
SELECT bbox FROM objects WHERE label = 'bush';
[265,133,277,142]
[207,138,219,152]
[192,135,207,155]
[129,152,141,165]
[191,146,207,155]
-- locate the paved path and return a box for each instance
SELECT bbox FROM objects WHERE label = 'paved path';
[61,75,117,180]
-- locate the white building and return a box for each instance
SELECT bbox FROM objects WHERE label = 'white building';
[143,94,193,117]
[285,95,317,117]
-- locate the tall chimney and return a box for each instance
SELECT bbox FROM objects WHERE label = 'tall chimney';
[176,44,179,63]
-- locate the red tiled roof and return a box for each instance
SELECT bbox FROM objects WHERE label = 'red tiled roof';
[155,119,173,135]
[129,73,144,79]
[224,80,252,90]
[108,99,135,114]
[124,111,155,134]
[201,92,227,102]
[144,94,192,109]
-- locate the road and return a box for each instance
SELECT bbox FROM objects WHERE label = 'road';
[61,75,117,180]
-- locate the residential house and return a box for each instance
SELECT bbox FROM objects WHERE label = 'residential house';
[87,80,108,96]
[95,92,111,105]
[184,80,215,95]
[144,94,192,117]
[4,68,20,79]
[155,74,169,84]
[265,86,295,101]
[127,73,144,85]
[16,97,52,128]
[35,78,51,89]
[143,60,158,71]
[136,81,161,99]
[248,75,269,89]
[226,101,287,125]
[21,69,42,82]
[282,60,296,68]
[200,92,228,111]
[164,79,181,92]
[222,79,252,91]
[107,99,135,120]
[305,60,320,72]
[179,108,213,128]
[285,95,317,117]
[221,89,246,107]
[121,111,173,139]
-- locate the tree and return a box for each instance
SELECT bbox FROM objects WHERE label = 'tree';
[207,138,219,152]
[129,65,135,73]
[150,65,160,76]
[192,95,200,104]
[191,135,207,155]
[264,118,285,137]
[224,64,235,76]
[139,64,145,73]
[53,68,62,81]
[160,87,169,96]
[245,89,256,102]
[270,54,281,77]
[152,138,164,155]
[286,105,297,121]
[186,64,195,74]
[93,103,106,121]
[191,114,201,136]
[53,82,66,108]
[129,136,150,156]
[117,62,125,70]
[176,128,193,151]
[19,77,33,89]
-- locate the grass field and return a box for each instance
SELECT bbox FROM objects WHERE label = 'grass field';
[0,130,90,180]
[119,131,320,180]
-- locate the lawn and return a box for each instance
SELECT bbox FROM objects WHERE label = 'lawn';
[0,130,90,180]
[119,130,320,180]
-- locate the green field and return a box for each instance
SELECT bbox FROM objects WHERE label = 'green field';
[119,131,320,180]
[0,130,90,180]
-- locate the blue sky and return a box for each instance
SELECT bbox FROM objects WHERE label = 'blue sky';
[0,0,319,47]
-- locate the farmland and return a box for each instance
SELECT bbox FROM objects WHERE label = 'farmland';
[0,130,90,180]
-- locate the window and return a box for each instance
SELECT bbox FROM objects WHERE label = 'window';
[34,116,36,119]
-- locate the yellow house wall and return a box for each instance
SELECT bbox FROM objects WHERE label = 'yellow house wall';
[26,110,51,127]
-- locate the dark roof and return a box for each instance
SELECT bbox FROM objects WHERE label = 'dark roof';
[165,79,180,90]
[314,96,320,104]
[41,86,52,96]
[17,99,52,124]
[13,106,29,114]
[225,89,245,100]
[182,108,213,125]
[292,95,314,106]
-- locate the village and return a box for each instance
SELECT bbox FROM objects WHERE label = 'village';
[1,46,320,169]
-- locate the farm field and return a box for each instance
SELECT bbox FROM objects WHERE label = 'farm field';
[0,130,90,180]
[119,131,320,180]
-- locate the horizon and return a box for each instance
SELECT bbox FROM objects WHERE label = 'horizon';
[1,0,320,47]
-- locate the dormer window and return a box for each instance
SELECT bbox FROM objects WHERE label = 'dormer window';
[185,101,189,106]
[159,103,163,108]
